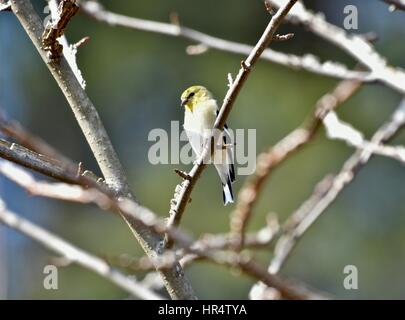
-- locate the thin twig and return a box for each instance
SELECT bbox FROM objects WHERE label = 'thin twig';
[108,216,280,272]
[0,198,163,300]
[323,110,405,164]
[230,78,362,249]
[79,0,373,82]
[382,0,405,11]
[0,2,10,12]
[268,0,405,94]
[165,0,299,248]
[47,0,87,88]
[0,159,193,249]
[42,0,79,61]
[0,110,75,166]
[0,158,328,299]
[0,138,105,188]
[269,98,405,274]
[11,0,128,195]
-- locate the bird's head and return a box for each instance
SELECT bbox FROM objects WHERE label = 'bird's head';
[180,85,212,112]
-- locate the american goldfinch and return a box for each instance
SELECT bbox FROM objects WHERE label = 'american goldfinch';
[180,85,235,205]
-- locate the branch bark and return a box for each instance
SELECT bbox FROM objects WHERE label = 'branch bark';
[269,0,405,94]
[10,0,195,300]
[0,198,163,300]
[0,157,329,299]
[165,0,299,247]
[230,78,362,249]
[79,0,373,82]
[269,98,405,274]
[0,110,75,166]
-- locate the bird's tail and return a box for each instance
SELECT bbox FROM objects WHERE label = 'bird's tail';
[213,135,235,206]
[222,177,234,205]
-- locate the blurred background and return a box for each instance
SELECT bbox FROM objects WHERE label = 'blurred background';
[0,0,404,299]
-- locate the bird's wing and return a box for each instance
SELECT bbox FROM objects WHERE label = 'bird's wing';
[184,128,206,157]
[216,110,235,183]
[212,109,235,205]
[183,103,235,205]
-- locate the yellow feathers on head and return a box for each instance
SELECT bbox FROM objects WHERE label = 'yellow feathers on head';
[180,85,212,112]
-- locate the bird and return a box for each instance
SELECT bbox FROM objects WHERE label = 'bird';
[180,85,235,205]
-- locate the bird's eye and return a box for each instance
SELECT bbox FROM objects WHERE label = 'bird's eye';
[188,92,195,99]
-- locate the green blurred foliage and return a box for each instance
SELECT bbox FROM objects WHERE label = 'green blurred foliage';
[1,0,405,299]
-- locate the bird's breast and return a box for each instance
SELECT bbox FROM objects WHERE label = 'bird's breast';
[184,100,217,135]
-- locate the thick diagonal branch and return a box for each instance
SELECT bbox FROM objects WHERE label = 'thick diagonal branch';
[10,0,195,300]
[165,0,299,248]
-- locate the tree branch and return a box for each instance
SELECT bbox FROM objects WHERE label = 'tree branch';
[78,0,373,82]
[268,0,405,94]
[0,138,92,186]
[47,0,86,88]
[323,110,405,164]
[0,198,163,300]
[382,0,405,11]
[165,0,299,248]
[0,2,10,12]
[10,0,195,299]
[0,156,330,299]
[109,216,280,272]
[269,98,405,274]
[230,78,362,249]
[42,0,79,61]
[11,0,128,195]
[0,110,76,166]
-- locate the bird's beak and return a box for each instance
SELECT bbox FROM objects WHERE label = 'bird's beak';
[181,98,188,107]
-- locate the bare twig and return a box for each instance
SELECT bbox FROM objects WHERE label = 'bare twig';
[0,159,195,249]
[0,138,105,188]
[165,0,299,248]
[0,2,10,12]
[79,0,373,82]
[323,111,405,164]
[0,198,163,300]
[72,36,90,50]
[47,0,87,88]
[10,0,195,299]
[270,98,405,274]
[382,0,405,11]
[109,247,329,300]
[196,215,279,251]
[268,0,405,94]
[0,144,276,255]
[230,79,362,249]
[42,0,79,61]
[0,156,329,299]
[174,169,191,181]
[0,110,75,166]
[109,216,280,272]
[0,159,110,205]
[273,33,295,41]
